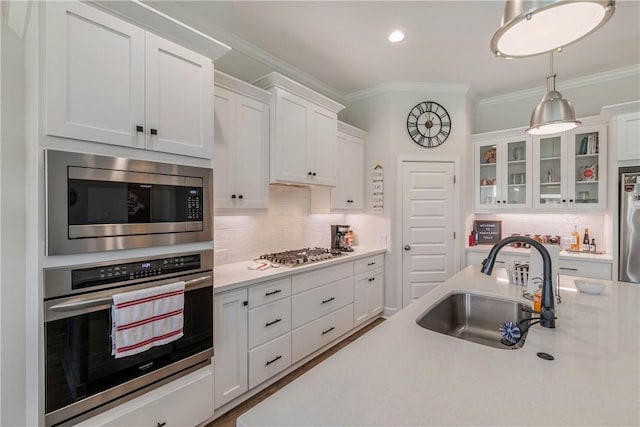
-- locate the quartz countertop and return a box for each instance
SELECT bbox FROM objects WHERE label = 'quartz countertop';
[237,266,639,426]
[466,245,613,263]
[213,246,387,293]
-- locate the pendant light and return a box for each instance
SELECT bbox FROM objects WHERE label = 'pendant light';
[491,1,615,58]
[526,52,580,135]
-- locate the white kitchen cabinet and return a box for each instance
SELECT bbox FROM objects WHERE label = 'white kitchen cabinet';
[214,72,270,209]
[354,269,384,327]
[615,111,640,162]
[532,124,607,211]
[45,1,214,158]
[332,122,366,210]
[74,365,213,427]
[214,288,248,408]
[473,135,532,212]
[253,72,344,187]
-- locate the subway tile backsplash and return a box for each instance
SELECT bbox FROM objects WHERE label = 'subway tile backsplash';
[474,213,605,251]
[214,185,345,265]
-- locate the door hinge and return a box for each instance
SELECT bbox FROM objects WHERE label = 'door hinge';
[453,175,456,184]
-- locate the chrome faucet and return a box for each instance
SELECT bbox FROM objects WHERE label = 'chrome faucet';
[480,236,556,328]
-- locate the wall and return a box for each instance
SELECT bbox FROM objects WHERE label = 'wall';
[474,66,640,133]
[340,86,470,310]
[0,11,27,427]
[214,185,346,264]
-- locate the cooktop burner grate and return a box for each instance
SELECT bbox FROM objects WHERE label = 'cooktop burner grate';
[258,247,341,266]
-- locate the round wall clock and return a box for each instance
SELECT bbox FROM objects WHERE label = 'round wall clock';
[406,101,451,148]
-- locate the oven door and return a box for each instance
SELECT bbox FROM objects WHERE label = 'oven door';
[44,272,213,427]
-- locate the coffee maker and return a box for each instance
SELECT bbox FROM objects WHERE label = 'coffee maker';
[331,224,353,252]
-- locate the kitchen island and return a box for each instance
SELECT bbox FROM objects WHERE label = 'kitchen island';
[237,265,640,426]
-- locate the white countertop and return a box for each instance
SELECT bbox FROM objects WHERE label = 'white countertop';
[466,245,613,263]
[237,266,639,426]
[213,246,387,293]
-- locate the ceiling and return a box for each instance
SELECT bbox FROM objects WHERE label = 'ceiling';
[145,1,640,103]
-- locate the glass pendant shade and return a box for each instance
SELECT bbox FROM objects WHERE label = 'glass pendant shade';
[491,0,615,58]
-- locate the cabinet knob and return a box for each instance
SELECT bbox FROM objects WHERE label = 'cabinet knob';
[231,194,236,199]
[404,245,411,251]
[312,172,317,176]
[157,423,167,427]
[502,200,506,204]
[496,200,501,204]
[238,194,243,200]
[562,199,566,203]
[150,128,158,135]
[569,199,574,203]
[136,125,144,133]
[308,172,312,176]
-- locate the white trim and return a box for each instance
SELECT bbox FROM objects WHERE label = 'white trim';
[338,121,367,139]
[478,65,640,107]
[87,0,231,60]
[214,70,272,104]
[346,81,470,103]
[396,155,461,308]
[601,100,640,117]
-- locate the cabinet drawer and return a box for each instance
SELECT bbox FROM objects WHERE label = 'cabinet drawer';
[292,304,354,363]
[248,277,291,309]
[248,298,291,349]
[559,259,612,280]
[248,333,292,389]
[292,276,353,328]
[292,262,353,294]
[76,365,213,427]
[354,254,384,275]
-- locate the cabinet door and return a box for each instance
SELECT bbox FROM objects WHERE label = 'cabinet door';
[272,88,309,183]
[354,270,384,326]
[214,289,248,408]
[45,1,145,147]
[234,95,269,208]
[308,105,338,186]
[145,33,213,158]
[214,86,236,208]
[332,133,364,210]
[502,138,531,209]
[474,141,502,210]
[533,134,567,209]
[567,125,607,210]
[616,111,640,161]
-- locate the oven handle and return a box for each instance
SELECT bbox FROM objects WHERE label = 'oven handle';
[49,275,212,312]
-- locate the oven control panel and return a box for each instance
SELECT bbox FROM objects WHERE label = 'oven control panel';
[71,254,201,290]
[186,187,203,220]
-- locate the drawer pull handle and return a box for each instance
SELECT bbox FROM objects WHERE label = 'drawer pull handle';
[265,355,282,366]
[322,326,335,335]
[265,318,282,327]
[559,267,578,271]
[495,261,505,265]
[265,289,282,296]
[322,297,335,304]
[367,262,376,266]
[157,423,167,427]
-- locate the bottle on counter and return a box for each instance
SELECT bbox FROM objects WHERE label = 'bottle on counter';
[473,227,479,246]
[468,231,475,247]
[582,228,590,252]
[589,238,596,253]
[571,226,580,251]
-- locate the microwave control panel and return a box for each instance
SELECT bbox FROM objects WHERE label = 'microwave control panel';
[71,254,201,290]
[187,188,203,221]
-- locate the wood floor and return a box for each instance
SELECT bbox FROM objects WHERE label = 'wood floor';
[205,317,385,427]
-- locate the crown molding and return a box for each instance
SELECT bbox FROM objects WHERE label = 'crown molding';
[338,121,368,139]
[214,70,272,104]
[345,81,471,104]
[478,64,640,107]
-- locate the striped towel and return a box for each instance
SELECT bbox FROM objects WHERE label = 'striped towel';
[111,281,185,359]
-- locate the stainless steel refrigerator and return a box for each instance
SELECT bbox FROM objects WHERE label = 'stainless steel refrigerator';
[619,166,640,283]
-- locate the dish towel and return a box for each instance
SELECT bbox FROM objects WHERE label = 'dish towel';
[111,281,185,359]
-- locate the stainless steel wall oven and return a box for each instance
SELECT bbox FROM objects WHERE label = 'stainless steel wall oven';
[45,150,213,255]
[43,250,213,426]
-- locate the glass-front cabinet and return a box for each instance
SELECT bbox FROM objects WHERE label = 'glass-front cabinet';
[532,124,607,210]
[474,136,532,211]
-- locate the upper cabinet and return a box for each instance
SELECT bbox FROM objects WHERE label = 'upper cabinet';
[45,1,219,159]
[616,111,640,162]
[253,73,345,187]
[473,122,607,213]
[214,71,270,209]
[532,124,607,211]
[473,135,532,211]
[332,122,366,210]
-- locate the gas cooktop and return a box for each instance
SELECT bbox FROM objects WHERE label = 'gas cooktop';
[258,247,342,267]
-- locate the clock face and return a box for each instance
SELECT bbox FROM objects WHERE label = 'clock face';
[406,101,451,148]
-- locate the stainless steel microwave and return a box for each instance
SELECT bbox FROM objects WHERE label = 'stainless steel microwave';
[45,150,212,255]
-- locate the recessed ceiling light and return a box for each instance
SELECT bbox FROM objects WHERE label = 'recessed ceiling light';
[388,30,405,43]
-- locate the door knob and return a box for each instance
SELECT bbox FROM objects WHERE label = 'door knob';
[404,245,411,251]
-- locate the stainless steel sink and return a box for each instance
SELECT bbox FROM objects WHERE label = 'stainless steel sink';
[416,292,529,349]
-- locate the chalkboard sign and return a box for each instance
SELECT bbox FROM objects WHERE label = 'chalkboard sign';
[474,220,502,244]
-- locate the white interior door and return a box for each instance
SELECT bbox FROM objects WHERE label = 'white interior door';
[402,161,456,303]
